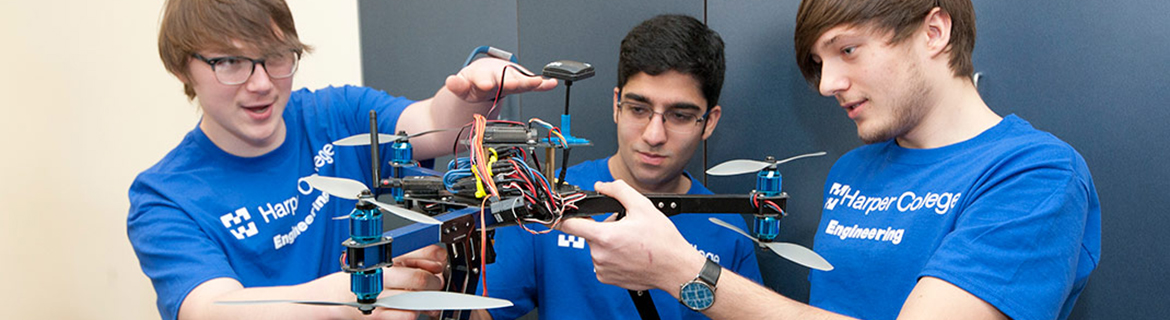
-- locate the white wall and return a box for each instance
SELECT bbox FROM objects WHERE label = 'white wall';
[0,0,362,318]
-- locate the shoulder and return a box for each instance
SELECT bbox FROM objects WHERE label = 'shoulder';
[132,130,210,194]
[985,115,1091,178]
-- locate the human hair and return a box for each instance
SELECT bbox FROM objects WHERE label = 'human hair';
[793,0,975,87]
[618,14,725,110]
[158,0,312,100]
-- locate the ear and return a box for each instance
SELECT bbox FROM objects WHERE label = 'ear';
[922,7,953,59]
[612,87,622,124]
[701,105,722,140]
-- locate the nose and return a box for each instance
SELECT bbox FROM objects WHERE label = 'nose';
[640,113,668,147]
[818,60,849,97]
[244,63,274,93]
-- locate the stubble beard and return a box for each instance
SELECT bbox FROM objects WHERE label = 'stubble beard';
[858,60,931,145]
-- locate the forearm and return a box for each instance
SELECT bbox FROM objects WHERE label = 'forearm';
[693,270,851,320]
[640,240,849,320]
[178,276,350,320]
[180,272,424,320]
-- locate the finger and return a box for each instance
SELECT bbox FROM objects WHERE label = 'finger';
[393,245,446,264]
[499,71,539,93]
[365,307,420,320]
[382,266,444,291]
[594,180,655,214]
[394,258,445,275]
[397,244,447,262]
[534,78,559,91]
[558,216,604,240]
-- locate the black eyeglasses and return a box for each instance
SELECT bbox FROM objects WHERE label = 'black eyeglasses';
[617,100,710,134]
[192,51,300,85]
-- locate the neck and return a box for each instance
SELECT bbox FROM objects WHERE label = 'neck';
[897,76,1001,149]
[607,156,691,194]
[199,119,286,157]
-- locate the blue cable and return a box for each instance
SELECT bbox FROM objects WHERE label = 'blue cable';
[463,46,518,67]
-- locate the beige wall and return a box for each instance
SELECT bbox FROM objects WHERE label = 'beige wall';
[0,0,362,318]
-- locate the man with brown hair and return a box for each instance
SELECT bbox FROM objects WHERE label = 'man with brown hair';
[127,0,556,319]
[560,1,1100,320]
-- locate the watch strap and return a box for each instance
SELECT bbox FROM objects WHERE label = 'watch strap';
[698,257,721,287]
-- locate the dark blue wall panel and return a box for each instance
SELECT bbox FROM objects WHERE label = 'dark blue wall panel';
[972,2,1170,319]
[359,0,519,101]
[361,1,1170,319]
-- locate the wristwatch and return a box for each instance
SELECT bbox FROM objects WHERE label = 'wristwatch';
[679,258,721,311]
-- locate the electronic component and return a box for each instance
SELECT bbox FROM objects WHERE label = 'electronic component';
[541,60,594,82]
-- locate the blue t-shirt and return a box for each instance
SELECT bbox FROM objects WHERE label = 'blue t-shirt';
[482,157,763,320]
[809,115,1101,320]
[127,86,415,320]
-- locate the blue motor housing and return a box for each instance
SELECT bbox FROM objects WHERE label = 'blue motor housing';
[755,167,782,197]
[754,216,781,241]
[348,201,385,304]
[351,269,382,302]
[389,139,413,203]
[350,206,382,243]
[753,167,783,241]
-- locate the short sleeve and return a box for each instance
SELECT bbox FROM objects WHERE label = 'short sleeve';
[127,179,238,320]
[920,149,1093,320]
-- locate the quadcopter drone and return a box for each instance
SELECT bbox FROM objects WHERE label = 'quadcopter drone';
[220,56,833,320]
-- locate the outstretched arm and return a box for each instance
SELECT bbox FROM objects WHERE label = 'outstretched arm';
[178,245,448,320]
[397,57,558,160]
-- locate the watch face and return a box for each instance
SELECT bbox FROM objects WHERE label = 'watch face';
[680,281,715,311]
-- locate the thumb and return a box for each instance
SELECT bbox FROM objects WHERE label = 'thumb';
[594,180,654,217]
[444,74,472,99]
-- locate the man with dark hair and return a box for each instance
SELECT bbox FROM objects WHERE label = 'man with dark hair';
[128,0,557,319]
[475,14,761,320]
[561,1,1100,320]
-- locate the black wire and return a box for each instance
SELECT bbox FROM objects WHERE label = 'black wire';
[452,125,469,158]
[557,148,571,190]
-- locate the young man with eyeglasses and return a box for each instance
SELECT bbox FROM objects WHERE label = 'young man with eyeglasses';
[559,1,1100,320]
[474,14,761,320]
[127,1,557,320]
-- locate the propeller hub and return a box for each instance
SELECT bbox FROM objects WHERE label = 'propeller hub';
[355,191,377,210]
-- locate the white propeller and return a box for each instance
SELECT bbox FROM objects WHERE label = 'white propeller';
[217,290,513,311]
[333,128,461,146]
[706,151,828,176]
[303,175,442,225]
[709,217,833,271]
[333,133,405,146]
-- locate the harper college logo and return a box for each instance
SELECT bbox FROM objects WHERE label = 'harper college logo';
[557,234,586,249]
[221,207,259,240]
